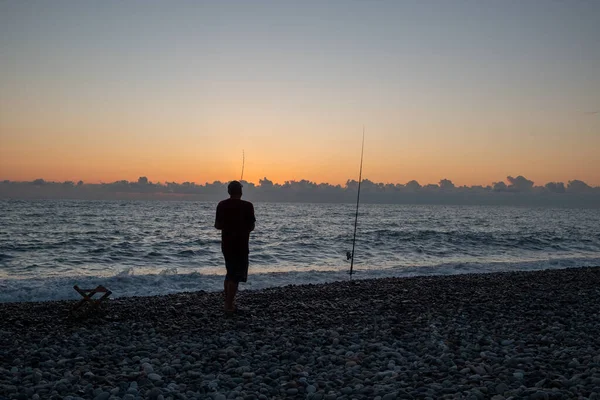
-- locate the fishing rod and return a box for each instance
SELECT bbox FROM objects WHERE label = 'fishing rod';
[240,150,245,181]
[348,128,365,278]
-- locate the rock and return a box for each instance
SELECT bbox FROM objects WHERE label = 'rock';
[495,383,509,394]
[93,392,110,400]
[470,365,487,375]
[149,387,163,399]
[513,372,524,380]
[1,268,600,400]
[530,391,549,400]
[126,387,138,395]
[341,387,353,395]
[148,373,162,381]
[142,363,154,373]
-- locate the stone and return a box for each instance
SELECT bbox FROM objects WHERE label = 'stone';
[148,373,162,381]
[93,392,110,400]
[495,383,509,394]
[530,391,549,400]
[149,387,163,399]
[142,363,154,373]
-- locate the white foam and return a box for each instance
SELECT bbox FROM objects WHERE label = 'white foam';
[1,257,600,303]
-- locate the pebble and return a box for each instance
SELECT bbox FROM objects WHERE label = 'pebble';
[93,392,110,400]
[148,373,162,381]
[495,383,509,394]
[142,362,154,373]
[2,267,600,400]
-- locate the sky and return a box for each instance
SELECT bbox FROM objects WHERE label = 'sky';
[1,1,599,186]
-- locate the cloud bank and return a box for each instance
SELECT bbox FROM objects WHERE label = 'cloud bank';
[1,176,599,207]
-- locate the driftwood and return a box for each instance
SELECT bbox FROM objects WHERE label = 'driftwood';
[69,285,112,318]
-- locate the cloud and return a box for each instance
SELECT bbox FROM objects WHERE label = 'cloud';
[1,175,599,207]
[439,179,455,190]
[567,180,592,193]
[493,181,507,192]
[259,177,274,188]
[405,180,421,191]
[545,182,566,193]
[507,176,534,192]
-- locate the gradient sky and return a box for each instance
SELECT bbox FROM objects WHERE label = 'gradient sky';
[1,1,599,186]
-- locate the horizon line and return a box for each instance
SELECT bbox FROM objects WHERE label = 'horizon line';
[2,175,599,189]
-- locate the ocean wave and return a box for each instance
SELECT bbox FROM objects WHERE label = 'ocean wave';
[2,257,599,303]
[2,201,600,302]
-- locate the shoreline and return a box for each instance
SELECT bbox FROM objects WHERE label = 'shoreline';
[2,267,600,399]
[3,257,600,304]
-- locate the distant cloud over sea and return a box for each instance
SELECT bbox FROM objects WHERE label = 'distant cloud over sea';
[1,176,599,207]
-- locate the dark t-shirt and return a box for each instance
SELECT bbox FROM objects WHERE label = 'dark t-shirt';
[215,198,256,254]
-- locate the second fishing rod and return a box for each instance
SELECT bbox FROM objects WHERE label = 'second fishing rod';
[348,128,365,278]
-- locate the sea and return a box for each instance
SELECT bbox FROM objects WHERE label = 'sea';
[1,199,600,302]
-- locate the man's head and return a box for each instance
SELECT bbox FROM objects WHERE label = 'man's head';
[228,180,243,198]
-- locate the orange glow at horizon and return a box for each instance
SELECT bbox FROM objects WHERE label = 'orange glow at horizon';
[2,126,600,187]
[2,106,600,187]
[2,101,600,187]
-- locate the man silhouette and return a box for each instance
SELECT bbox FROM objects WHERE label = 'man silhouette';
[215,181,255,316]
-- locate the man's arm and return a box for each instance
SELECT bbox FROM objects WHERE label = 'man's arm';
[248,203,256,232]
[215,203,223,230]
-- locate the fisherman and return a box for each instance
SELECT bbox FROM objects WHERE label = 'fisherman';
[214,181,256,317]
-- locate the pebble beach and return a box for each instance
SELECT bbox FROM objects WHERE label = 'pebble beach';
[2,267,600,400]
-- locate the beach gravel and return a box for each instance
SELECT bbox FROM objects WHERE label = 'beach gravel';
[1,267,600,399]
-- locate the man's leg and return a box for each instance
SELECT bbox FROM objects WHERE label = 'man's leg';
[224,279,238,312]
[228,280,238,309]
[224,252,233,311]
[223,252,246,314]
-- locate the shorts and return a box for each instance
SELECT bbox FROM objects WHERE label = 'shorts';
[224,252,249,283]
